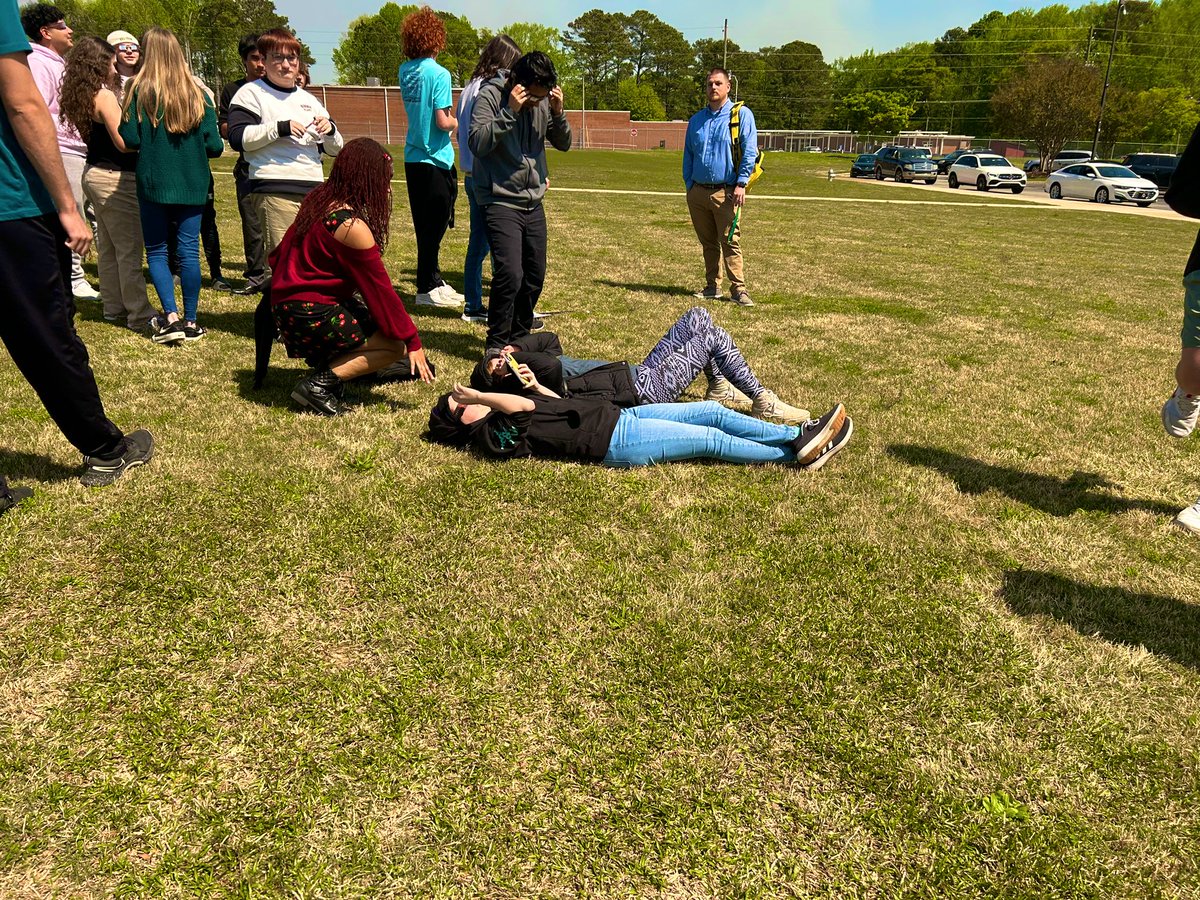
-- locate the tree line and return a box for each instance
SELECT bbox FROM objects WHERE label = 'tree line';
[332,0,1199,152]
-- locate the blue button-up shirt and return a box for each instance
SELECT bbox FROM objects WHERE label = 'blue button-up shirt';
[682,99,757,190]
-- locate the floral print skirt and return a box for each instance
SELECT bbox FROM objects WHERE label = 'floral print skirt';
[274,299,376,369]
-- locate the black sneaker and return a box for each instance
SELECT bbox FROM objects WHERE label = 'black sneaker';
[80,429,154,487]
[291,370,345,416]
[210,277,233,291]
[181,322,207,341]
[233,277,267,296]
[461,307,488,324]
[791,403,846,465]
[799,417,853,472]
[150,316,186,345]
[358,358,438,383]
[0,485,33,514]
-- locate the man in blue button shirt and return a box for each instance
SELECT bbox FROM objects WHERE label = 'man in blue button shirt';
[683,67,757,307]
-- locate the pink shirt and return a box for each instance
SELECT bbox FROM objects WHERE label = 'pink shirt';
[27,42,85,158]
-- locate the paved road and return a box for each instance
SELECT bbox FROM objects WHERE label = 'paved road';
[843,171,1186,221]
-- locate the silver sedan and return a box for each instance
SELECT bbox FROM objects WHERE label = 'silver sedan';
[1044,163,1159,207]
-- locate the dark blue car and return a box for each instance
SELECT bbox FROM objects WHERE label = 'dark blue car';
[850,154,877,178]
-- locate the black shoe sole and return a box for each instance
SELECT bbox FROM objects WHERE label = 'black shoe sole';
[794,404,846,464]
[291,387,342,416]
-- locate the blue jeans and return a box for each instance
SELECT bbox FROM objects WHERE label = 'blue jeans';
[463,176,490,313]
[602,402,799,467]
[141,200,202,321]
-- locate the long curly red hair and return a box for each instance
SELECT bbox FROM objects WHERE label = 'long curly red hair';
[291,138,394,249]
[401,6,445,59]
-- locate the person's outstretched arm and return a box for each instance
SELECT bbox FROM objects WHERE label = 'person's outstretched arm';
[451,383,534,414]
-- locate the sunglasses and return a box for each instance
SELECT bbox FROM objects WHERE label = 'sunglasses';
[44,21,69,30]
[115,43,139,52]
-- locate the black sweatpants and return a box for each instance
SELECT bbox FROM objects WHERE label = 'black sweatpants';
[235,166,266,282]
[483,202,547,350]
[0,214,125,469]
[404,161,456,294]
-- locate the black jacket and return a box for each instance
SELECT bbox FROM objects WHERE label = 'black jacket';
[473,395,621,462]
[1165,121,1200,275]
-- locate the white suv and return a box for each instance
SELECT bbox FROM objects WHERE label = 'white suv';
[947,154,1027,194]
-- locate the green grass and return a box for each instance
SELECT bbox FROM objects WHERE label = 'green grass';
[3,148,1200,897]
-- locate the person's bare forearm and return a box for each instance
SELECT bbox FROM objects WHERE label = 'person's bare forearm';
[474,391,535,414]
[0,55,77,213]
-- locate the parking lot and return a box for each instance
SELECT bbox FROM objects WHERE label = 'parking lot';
[845,168,1183,220]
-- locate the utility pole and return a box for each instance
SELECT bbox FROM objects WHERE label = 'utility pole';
[581,76,586,150]
[1085,26,1095,64]
[1091,0,1126,159]
[723,19,728,69]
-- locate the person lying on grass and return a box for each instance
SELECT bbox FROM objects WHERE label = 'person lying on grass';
[428,363,852,470]
[470,306,810,425]
[263,137,434,416]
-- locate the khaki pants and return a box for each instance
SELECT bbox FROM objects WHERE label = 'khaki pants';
[686,183,745,294]
[253,193,303,262]
[82,165,155,330]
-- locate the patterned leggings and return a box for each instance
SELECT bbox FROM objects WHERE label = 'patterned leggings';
[633,307,764,404]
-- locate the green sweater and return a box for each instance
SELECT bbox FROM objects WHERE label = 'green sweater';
[118,92,224,205]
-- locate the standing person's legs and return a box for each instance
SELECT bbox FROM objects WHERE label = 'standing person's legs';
[602,402,799,467]
[201,174,222,282]
[463,176,490,316]
[686,184,723,293]
[82,165,124,322]
[235,173,266,285]
[513,204,547,342]
[254,193,302,259]
[484,204,524,350]
[636,306,766,403]
[0,214,125,457]
[174,205,204,323]
[140,200,179,318]
[60,153,95,295]
[108,173,155,330]
[406,163,437,294]
[710,187,745,296]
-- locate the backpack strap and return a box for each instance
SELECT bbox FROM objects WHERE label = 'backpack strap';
[729,101,744,176]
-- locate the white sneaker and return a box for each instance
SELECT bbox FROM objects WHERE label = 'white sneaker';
[1173,499,1200,535]
[72,280,100,300]
[435,284,465,305]
[415,289,460,309]
[1162,388,1200,438]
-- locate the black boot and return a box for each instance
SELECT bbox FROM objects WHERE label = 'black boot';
[291,368,345,416]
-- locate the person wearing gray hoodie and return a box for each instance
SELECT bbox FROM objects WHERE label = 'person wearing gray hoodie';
[468,51,571,350]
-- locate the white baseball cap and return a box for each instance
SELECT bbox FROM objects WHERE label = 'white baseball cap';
[107,30,138,47]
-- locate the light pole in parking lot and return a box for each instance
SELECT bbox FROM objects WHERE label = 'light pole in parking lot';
[1090,0,1127,160]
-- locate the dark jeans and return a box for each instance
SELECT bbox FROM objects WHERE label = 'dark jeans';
[483,202,546,350]
[235,169,266,282]
[0,214,125,460]
[404,161,456,293]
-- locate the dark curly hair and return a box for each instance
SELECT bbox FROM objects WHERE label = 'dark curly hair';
[290,138,394,249]
[20,2,65,41]
[59,36,117,143]
[401,6,445,59]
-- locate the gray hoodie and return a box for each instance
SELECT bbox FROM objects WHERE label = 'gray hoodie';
[468,72,572,209]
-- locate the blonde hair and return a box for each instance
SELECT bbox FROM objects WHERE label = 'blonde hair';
[122,27,205,133]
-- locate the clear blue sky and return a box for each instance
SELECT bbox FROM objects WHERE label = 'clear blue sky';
[287,0,1060,85]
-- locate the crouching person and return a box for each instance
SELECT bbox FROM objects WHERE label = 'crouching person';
[267,138,434,415]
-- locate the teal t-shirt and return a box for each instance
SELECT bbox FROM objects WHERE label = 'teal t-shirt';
[398,56,454,170]
[0,0,54,222]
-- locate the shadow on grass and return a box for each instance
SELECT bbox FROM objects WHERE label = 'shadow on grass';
[595,279,697,298]
[887,444,1177,517]
[196,308,256,340]
[1001,569,1200,670]
[411,325,486,363]
[232,369,420,413]
[0,450,78,483]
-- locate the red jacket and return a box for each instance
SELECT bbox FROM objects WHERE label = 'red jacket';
[269,221,422,351]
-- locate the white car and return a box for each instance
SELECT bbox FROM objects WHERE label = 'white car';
[1044,162,1159,207]
[947,154,1027,193]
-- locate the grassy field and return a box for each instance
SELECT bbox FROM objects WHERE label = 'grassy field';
[2,149,1200,897]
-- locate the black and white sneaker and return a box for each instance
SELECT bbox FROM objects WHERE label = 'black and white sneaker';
[799,417,853,472]
[181,322,207,342]
[461,307,488,324]
[80,429,154,487]
[150,316,186,345]
[291,369,345,416]
[0,485,33,514]
[791,403,846,465]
